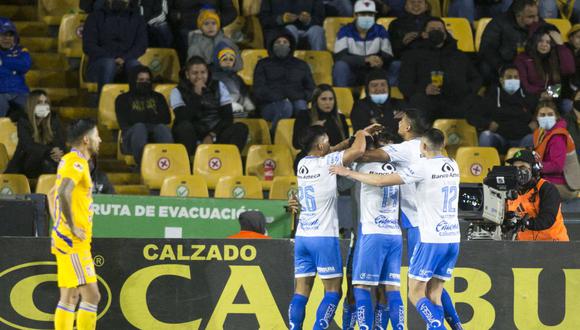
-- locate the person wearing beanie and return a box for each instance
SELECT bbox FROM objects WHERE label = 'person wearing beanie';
[228,211,271,239]
[0,17,31,118]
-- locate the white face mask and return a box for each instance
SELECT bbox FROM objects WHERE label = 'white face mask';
[356,16,375,30]
[538,116,556,130]
[34,104,50,119]
[503,79,520,94]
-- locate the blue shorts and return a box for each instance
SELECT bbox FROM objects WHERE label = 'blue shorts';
[352,234,402,286]
[406,226,420,263]
[408,242,460,282]
[294,236,343,279]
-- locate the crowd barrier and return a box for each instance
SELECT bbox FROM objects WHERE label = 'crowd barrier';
[1,238,579,329]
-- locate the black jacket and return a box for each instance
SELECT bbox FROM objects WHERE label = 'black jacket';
[83,5,148,62]
[253,30,315,105]
[351,97,400,133]
[168,0,237,30]
[388,12,432,58]
[259,0,325,31]
[292,109,348,150]
[524,180,562,231]
[399,38,482,100]
[468,85,536,140]
[115,92,171,131]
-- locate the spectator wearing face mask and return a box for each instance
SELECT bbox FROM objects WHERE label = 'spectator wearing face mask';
[351,69,402,134]
[253,31,315,135]
[0,17,31,118]
[115,65,173,166]
[6,90,66,178]
[469,64,537,153]
[332,0,394,87]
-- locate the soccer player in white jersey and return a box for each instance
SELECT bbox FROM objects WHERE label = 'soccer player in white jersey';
[331,128,461,330]
[360,109,463,329]
[289,125,371,330]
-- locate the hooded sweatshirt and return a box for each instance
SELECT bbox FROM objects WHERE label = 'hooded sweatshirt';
[0,17,31,94]
[253,30,315,105]
[535,118,568,184]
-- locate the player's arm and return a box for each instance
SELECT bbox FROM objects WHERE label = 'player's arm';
[342,129,369,166]
[331,124,383,152]
[330,166,404,187]
[57,178,86,240]
[357,148,391,163]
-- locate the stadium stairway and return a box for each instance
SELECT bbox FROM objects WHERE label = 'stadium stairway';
[0,0,147,194]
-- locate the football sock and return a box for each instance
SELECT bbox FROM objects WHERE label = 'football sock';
[416,297,446,330]
[387,291,405,329]
[289,294,308,330]
[76,302,98,330]
[441,289,463,330]
[314,291,341,330]
[354,288,373,329]
[374,303,389,330]
[342,301,357,330]
[54,301,76,330]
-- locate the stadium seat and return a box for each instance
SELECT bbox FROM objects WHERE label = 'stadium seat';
[36,174,56,194]
[114,185,150,195]
[442,18,475,52]
[334,87,354,118]
[238,49,268,85]
[0,144,8,173]
[456,147,500,183]
[474,18,491,52]
[160,175,209,197]
[141,144,191,189]
[432,119,478,158]
[0,174,31,195]
[242,0,261,15]
[116,131,136,166]
[323,17,354,51]
[193,144,243,189]
[98,84,129,130]
[245,145,294,189]
[38,0,79,25]
[154,84,177,104]
[294,50,333,85]
[234,118,271,156]
[138,48,180,83]
[274,119,300,158]
[427,0,442,17]
[214,175,263,199]
[0,118,18,159]
[58,13,87,57]
[79,54,98,92]
[377,17,396,30]
[269,176,298,200]
[545,18,572,41]
[505,147,525,163]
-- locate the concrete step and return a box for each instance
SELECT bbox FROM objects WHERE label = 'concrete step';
[99,159,132,173]
[106,173,141,185]
[30,52,69,70]
[0,5,37,21]
[26,69,78,88]
[20,37,57,52]
[14,21,50,37]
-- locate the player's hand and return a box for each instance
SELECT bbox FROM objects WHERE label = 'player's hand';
[71,226,86,241]
[287,193,300,214]
[363,123,383,135]
[329,165,350,176]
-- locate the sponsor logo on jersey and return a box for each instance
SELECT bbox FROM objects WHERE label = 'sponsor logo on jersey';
[374,215,400,229]
[436,220,460,236]
[298,165,321,179]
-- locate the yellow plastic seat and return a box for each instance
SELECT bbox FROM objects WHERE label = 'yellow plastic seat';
[35,174,56,194]
[474,18,491,52]
[324,17,354,51]
[98,84,129,130]
[239,49,268,85]
[0,174,31,195]
[141,144,191,189]
[160,175,209,197]
[545,18,572,41]
[79,54,98,92]
[432,119,478,158]
[505,147,525,163]
[114,185,150,195]
[294,50,333,85]
[0,118,18,159]
[0,144,8,173]
[334,87,354,118]
[274,118,300,158]
[269,176,298,200]
[193,144,243,189]
[154,83,177,104]
[38,0,79,25]
[233,118,272,156]
[377,17,396,30]
[456,147,500,183]
[427,0,442,17]
[138,48,180,83]
[214,175,263,199]
[242,0,261,15]
[58,13,87,57]
[442,18,475,52]
[245,145,294,190]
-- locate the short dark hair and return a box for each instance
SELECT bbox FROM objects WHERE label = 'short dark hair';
[300,125,327,152]
[511,0,537,14]
[403,108,430,135]
[422,128,445,151]
[184,55,208,71]
[498,63,518,77]
[67,119,97,145]
[422,17,446,32]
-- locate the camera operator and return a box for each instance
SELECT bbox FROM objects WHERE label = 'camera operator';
[506,149,570,241]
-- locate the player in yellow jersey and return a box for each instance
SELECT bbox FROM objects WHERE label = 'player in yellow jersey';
[48,119,101,330]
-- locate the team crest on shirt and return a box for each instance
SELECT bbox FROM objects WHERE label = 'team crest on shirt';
[73,162,84,172]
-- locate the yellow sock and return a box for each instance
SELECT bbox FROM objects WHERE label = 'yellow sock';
[77,302,98,330]
[54,301,76,330]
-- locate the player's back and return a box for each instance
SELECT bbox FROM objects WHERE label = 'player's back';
[296,151,344,237]
[51,150,94,255]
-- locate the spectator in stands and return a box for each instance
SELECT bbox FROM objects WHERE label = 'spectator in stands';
[533,100,580,200]
[115,65,173,166]
[479,0,539,85]
[469,64,536,153]
[253,31,315,135]
[389,0,433,59]
[89,157,115,194]
[83,0,148,94]
[259,0,326,50]
[399,17,481,120]
[228,211,270,239]
[536,0,580,24]
[187,9,241,68]
[563,89,580,159]
[138,0,174,48]
[293,84,349,167]
[171,56,248,155]
[6,90,65,178]
[351,69,402,134]
[0,17,31,119]
[333,0,394,87]
[211,43,255,118]
[168,0,237,62]
[515,25,575,99]
[323,0,354,17]
[562,25,580,113]
[377,0,406,17]
[447,0,512,23]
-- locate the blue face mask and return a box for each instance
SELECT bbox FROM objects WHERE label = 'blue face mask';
[370,93,389,104]
[538,116,556,130]
[356,16,375,30]
[503,79,520,94]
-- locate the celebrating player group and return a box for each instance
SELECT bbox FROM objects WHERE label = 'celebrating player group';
[289,108,463,330]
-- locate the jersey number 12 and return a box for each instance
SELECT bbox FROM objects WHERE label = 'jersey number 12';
[441,186,457,213]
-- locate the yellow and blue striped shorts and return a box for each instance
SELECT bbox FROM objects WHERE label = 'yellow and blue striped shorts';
[55,250,97,288]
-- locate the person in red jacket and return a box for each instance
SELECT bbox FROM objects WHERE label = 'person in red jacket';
[228,211,271,239]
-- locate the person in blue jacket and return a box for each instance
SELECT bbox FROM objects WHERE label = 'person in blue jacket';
[0,17,31,118]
